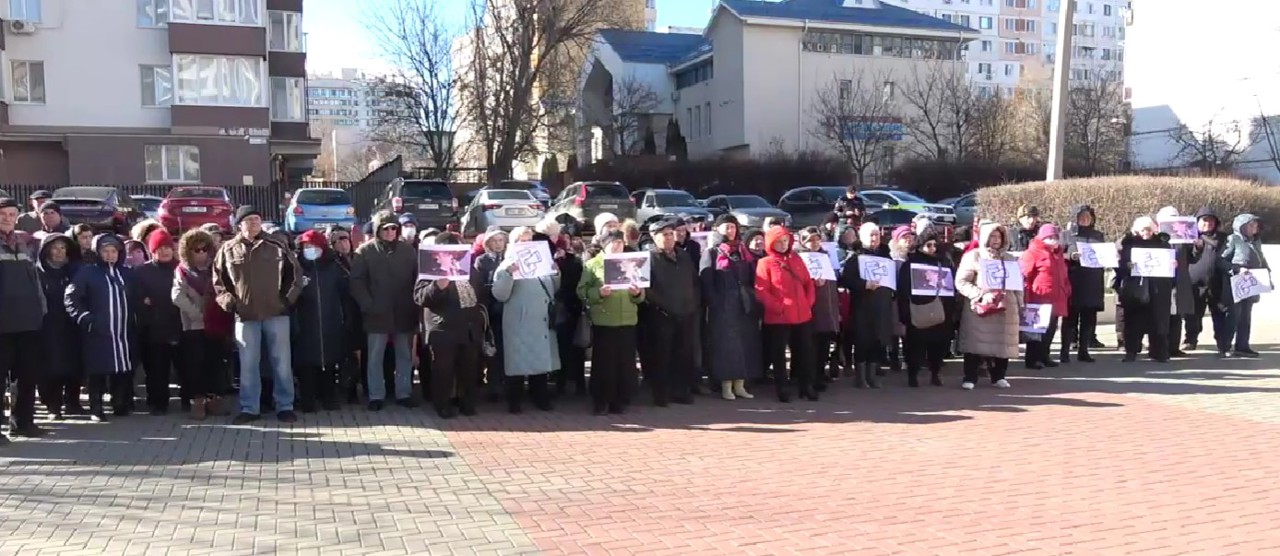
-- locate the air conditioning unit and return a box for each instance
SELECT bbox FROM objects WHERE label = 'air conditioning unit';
[814,43,826,52]
[8,20,36,34]
[829,43,839,52]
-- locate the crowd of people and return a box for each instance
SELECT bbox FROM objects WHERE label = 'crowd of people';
[0,185,1270,441]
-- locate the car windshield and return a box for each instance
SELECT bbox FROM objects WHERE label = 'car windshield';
[52,187,113,200]
[584,183,628,199]
[168,187,228,201]
[484,190,534,201]
[401,181,452,199]
[889,191,928,204]
[295,189,351,206]
[727,196,771,209]
[821,187,847,201]
[136,198,162,212]
[653,191,698,207]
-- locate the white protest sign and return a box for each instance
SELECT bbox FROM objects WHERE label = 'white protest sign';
[821,241,840,271]
[1131,247,1176,278]
[858,255,898,291]
[1078,242,1119,269]
[1019,303,1053,334]
[508,241,555,279]
[978,259,1024,291]
[602,251,652,288]
[690,231,711,253]
[417,244,473,280]
[1231,268,1273,302]
[801,252,837,281]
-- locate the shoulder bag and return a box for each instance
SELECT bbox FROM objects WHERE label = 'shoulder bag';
[909,262,948,328]
[971,256,1007,317]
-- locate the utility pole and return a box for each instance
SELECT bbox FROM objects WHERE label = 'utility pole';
[1046,0,1077,181]
[331,128,339,181]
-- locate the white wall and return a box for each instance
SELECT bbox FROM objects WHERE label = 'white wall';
[4,0,173,129]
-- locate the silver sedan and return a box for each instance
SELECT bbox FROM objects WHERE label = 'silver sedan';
[460,189,547,236]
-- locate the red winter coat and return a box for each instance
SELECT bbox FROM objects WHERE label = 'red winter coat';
[754,227,815,325]
[1020,238,1071,317]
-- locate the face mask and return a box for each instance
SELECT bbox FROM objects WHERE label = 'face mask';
[401,226,417,240]
[303,247,322,261]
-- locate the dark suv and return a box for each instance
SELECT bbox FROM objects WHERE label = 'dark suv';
[546,181,635,234]
[374,178,458,230]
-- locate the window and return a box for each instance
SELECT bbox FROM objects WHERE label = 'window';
[170,0,262,26]
[1103,3,1112,15]
[141,65,173,107]
[693,105,701,138]
[9,0,40,22]
[270,77,304,121]
[1004,63,1015,76]
[1047,0,1059,10]
[138,0,168,26]
[704,102,711,137]
[1004,18,1037,32]
[268,11,302,51]
[145,145,201,183]
[977,62,992,75]
[978,16,992,29]
[10,61,45,104]
[838,79,852,104]
[1087,2,1094,14]
[882,81,895,102]
[1004,0,1034,7]
[879,145,896,171]
[980,40,992,52]
[686,108,692,137]
[174,55,265,106]
[1047,22,1057,34]
[957,14,971,27]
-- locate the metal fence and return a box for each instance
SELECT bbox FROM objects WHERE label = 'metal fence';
[0,183,295,222]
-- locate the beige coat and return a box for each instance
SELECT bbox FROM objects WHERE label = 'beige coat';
[955,223,1024,359]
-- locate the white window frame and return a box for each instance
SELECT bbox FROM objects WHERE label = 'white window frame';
[173,54,267,107]
[268,10,303,52]
[978,16,992,29]
[270,77,306,121]
[9,0,41,22]
[10,60,45,104]
[138,0,168,27]
[169,0,263,27]
[141,65,174,107]
[145,145,201,184]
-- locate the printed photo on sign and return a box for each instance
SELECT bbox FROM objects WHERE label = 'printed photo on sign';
[1019,303,1052,334]
[858,255,898,290]
[1159,216,1197,244]
[909,264,955,297]
[418,244,473,280]
[978,259,1024,291]
[801,252,837,281]
[602,251,652,289]
[1130,247,1176,278]
[1231,268,1273,302]
[508,241,555,279]
[1078,242,1119,269]
[690,231,711,253]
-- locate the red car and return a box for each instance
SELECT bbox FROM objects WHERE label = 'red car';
[158,186,235,233]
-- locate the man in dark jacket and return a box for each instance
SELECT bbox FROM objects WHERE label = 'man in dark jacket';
[17,201,70,234]
[350,211,420,411]
[213,206,304,424]
[642,218,701,406]
[1185,207,1229,351]
[832,185,866,221]
[135,229,183,415]
[1009,204,1041,252]
[1061,205,1106,362]
[36,233,86,420]
[0,197,48,441]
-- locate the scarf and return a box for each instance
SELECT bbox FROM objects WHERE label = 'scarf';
[455,279,478,308]
[178,263,211,296]
[715,241,754,270]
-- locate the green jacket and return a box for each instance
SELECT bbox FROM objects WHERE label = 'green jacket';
[577,254,645,327]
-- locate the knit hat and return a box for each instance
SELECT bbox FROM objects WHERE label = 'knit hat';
[0,197,18,210]
[234,205,261,225]
[29,190,51,201]
[38,200,61,213]
[594,212,619,232]
[712,213,739,228]
[146,228,174,254]
[891,225,913,243]
[1035,224,1060,241]
[648,217,677,234]
[297,230,328,251]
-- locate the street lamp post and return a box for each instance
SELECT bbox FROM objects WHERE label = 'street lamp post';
[1046,0,1077,181]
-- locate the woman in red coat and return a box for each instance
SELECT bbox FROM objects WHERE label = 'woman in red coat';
[1020,224,1071,369]
[755,226,817,402]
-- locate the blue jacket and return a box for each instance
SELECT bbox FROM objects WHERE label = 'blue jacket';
[65,234,141,375]
[1221,213,1269,271]
[37,233,83,379]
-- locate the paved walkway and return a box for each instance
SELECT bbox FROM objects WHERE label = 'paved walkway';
[4,323,1280,555]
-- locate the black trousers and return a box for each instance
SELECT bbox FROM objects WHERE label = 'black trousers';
[853,337,885,364]
[142,341,177,411]
[904,330,948,373]
[763,321,814,395]
[1061,308,1099,355]
[1186,293,1228,349]
[813,331,837,382]
[963,354,1008,384]
[1025,315,1061,365]
[39,376,84,414]
[178,331,222,398]
[430,340,480,412]
[590,325,637,409]
[296,365,340,410]
[88,372,134,414]
[646,311,698,404]
[1122,305,1168,359]
[554,320,586,392]
[0,331,40,429]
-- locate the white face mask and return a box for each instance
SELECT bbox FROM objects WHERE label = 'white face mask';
[401,225,417,239]
[302,247,322,261]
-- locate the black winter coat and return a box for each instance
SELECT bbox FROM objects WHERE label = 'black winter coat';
[1062,205,1107,311]
[414,272,489,347]
[292,254,353,368]
[699,234,761,381]
[896,249,956,343]
[839,244,895,346]
[1009,223,1039,252]
[36,234,83,379]
[65,235,141,376]
[133,259,183,345]
[1115,234,1174,335]
[1189,207,1229,304]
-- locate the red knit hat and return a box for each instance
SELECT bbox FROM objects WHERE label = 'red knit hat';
[146,228,174,255]
[298,230,328,251]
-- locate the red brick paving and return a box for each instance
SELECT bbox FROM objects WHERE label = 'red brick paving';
[444,377,1280,555]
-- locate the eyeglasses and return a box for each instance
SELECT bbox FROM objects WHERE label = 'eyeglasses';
[193,247,209,253]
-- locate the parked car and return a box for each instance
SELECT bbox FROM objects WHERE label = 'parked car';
[776,186,863,229]
[703,194,792,228]
[134,195,164,220]
[496,180,553,208]
[157,186,236,233]
[50,186,145,235]
[860,189,957,225]
[546,181,635,234]
[868,208,955,242]
[374,178,458,230]
[460,189,546,236]
[632,188,712,225]
[946,193,978,227]
[284,188,358,234]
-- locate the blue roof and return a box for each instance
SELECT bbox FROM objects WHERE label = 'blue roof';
[598,29,708,65]
[721,0,973,34]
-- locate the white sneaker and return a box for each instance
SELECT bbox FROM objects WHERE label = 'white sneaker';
[732,380,754,399]
[961,382,976,390]
[994,379,1011,389]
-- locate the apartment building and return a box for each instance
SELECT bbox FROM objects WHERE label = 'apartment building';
[882,0,1127,95]
[0,0,318,187]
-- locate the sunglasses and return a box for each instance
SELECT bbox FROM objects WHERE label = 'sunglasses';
[380,225,400,232]
[193,247,209,253]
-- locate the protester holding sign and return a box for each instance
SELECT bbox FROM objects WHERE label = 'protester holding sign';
[954,223,1023,390]
[838,223,895,389]
[799,228,840,394]
[1115,216,1176,362]
[1219,213,1270,358]
[1020,224,1071,370]
[1185,207,1229,353]
[1156,207,1196,357]
[896,230,955,387]
[491,236,560,414]
[412,232,488,419]
[577,231,645,415]
[1061,205,1106,363]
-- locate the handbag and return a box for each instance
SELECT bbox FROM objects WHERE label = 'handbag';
[971,258,1007,317]
[1120,276,1150,305]
[537,278,559,330]
[909,262,947,328]
[480,310,497,357]
[573,309,592,348]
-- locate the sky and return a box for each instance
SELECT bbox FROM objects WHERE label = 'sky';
[304,0,714,75]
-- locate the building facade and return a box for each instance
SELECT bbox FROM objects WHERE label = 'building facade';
[0,0,318,187]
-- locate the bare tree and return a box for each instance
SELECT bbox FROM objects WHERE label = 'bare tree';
[967,93,1017,164]
[809,70,902,185]
[461,0,625,182]
[897,62,985,163]
[1169,116,1249,173]
[366,0,459,172]
[1249,112,1280,175]
[608,75,660,156]
[314,122,387,181]
[1013,70,1128,174]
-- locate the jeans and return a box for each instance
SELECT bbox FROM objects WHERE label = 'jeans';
[235,316,294,415]
[1224,300,1255,351]
[366,333,413,402]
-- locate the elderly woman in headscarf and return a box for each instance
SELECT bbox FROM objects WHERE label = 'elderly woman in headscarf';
[491,225,560,413]
[473,227,510,401]
[954,222,1024,390]
[1115,215,1175,362]
[699,214,761,400]
[838,222,895,389]
[896,228,955,387]
[537,218,587,395]
[413,232,489,418]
